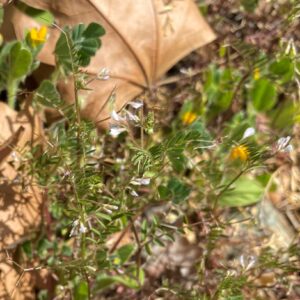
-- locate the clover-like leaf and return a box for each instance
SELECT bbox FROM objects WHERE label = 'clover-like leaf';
[219,177,264,207]
[34,79,63,108]
[251,78,277,112]
[55,22,105,72]
[9,41,32,80]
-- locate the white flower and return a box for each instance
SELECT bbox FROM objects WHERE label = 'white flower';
[126,110,140,122]
[109,125,127,138]
[242,127,255,139]
[111,110,125,122]
[103,207,113,214]
[129,189,139,197]
[70,219,88,236]
[240,255,256,271]
[69,219,79,237]
[128,99,143,109]
[180,67,193,76]
[10,151,19,162]
[116,158,125,163]
[79,222,88,234]
[277,136,293,152]
[284,144,293,153]
[97,68,110,80]
[108,205,119,210]
[277,136,291,148]
[130,177,150,186]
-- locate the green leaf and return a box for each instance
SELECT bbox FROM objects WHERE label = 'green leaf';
[219,177,264,207]
[115,244,135,265]
[22,241,33,258]
[55,22,105,72]
[204,66,238,118]
[226,295,244,300]
[251,78,277,111]
[158,185,172,199]
[74,22,105,66]
[74,281,88,300]
[167,177,191,204]
[145,243,152,255]
[96,274,140,290]
[83,22,105,39]
[268,101,295,130]
[9,42,32,79]
[0,6,3,26]
[37,238,52,258]
[34,80,62,108]
[241,0,259,12]
[16,1,54,25]
[61,245,72,257]
[95,275,117,290]
[55,31,73,72]
[269,57,294,83]
[167,148,186,172]
[96,250,110,268]
[38,290,48,300]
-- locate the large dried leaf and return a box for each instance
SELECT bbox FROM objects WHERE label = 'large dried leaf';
[0,102,43,249]
[4,0,215,125]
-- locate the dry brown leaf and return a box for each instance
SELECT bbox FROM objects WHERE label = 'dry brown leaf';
[0,262,35,300]
[0,102,44,249]
[4,0,215,126]
[105,230,134,252]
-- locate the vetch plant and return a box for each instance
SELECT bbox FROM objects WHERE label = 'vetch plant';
[1,1,300,299]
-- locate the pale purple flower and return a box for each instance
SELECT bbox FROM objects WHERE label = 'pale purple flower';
[69,219,79,237]
[180,67,193,76]
[128,99,143,109]
[98,68,110,80]
[106,204,119,210]
[284,144,293,153]
[79,222,88,234]
[129,189,139,197]
[130,177,150,186]
[103,207,113,214]
[126,110,140,122]
[240,255,256,271]
[111,110,125,122]
[10,151,19,162]
[277,136,293,152]
[70,219,88,236]
[109,125,127,138]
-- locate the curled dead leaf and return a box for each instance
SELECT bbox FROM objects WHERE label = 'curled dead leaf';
[2,0,215,126]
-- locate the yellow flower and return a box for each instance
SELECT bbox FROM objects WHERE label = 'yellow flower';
[253,67,260,80]
[29,26,47,47]
[181,111,197,125]
[230,145,249,161]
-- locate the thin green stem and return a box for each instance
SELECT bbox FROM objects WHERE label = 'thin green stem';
[140,104,144,149]
[212,167,247,212]
[7,79,17,109]
[62,27,90,294]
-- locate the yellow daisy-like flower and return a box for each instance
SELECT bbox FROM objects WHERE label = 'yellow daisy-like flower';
[253,67,260,80]
[29,26,48,47]
[181,111,197,125]
[230,145,249,161]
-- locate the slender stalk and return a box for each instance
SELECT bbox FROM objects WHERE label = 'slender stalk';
[140,103,144,149]
[7,79,17,109]
[212,168,246,212]
[62,26,90,295]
